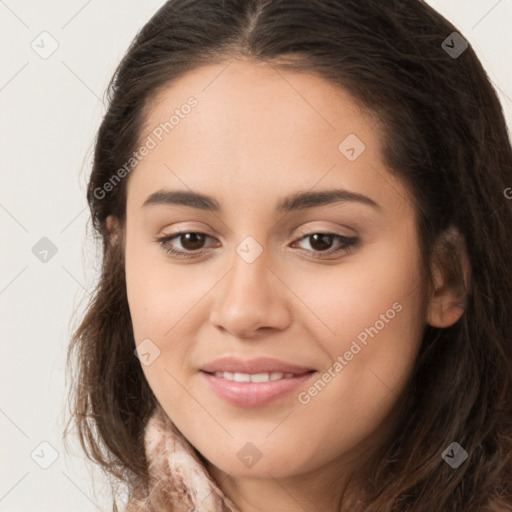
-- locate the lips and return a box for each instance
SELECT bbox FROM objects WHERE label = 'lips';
[199,356,316,407]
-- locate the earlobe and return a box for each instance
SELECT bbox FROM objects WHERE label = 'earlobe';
[426,300,465,328]
[425,226,470,328]
[106,215,119,246]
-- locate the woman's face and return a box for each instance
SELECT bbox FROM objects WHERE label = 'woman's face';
[123,59,429,480]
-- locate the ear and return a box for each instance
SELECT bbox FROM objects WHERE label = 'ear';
[105,215,120,246]
[426,226,470,328]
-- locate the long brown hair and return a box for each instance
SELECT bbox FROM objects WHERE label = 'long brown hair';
[65,0,512,510]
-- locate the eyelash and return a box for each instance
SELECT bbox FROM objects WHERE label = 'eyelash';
[156,231,359,260]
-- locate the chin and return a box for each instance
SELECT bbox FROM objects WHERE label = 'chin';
[199,440,311,479]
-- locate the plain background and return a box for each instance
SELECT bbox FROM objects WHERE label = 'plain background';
[1,1,511,510]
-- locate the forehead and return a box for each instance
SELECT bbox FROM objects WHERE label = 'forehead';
[126,58,411,217]
[142,58,376,147]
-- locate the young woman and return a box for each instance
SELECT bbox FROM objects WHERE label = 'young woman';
[65,0,512,510]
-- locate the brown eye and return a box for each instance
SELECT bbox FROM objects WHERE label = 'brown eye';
[157,231,217,258]
[178,232,207,251]
[308,233,336,251]
[293,232,359,258]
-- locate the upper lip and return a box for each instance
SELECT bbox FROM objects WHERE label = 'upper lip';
[200,356,315,375]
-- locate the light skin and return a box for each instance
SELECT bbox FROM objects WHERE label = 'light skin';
[109,58,466,512]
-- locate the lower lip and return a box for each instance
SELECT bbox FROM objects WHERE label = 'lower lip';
[200,371,316,407]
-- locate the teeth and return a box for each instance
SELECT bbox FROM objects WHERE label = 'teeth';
[213,371,296,382]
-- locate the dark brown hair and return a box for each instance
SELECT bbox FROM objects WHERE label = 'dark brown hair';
[65,0,512,510]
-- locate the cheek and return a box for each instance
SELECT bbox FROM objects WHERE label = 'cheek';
[125,240,212,409]
[293,278,423,405]
[125,237,202,340]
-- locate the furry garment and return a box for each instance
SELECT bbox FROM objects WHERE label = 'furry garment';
[125,404,241,512]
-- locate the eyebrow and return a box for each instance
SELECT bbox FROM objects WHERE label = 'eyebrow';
[141,188,381,213]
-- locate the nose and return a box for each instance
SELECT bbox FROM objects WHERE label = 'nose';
[208,249,292,339]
